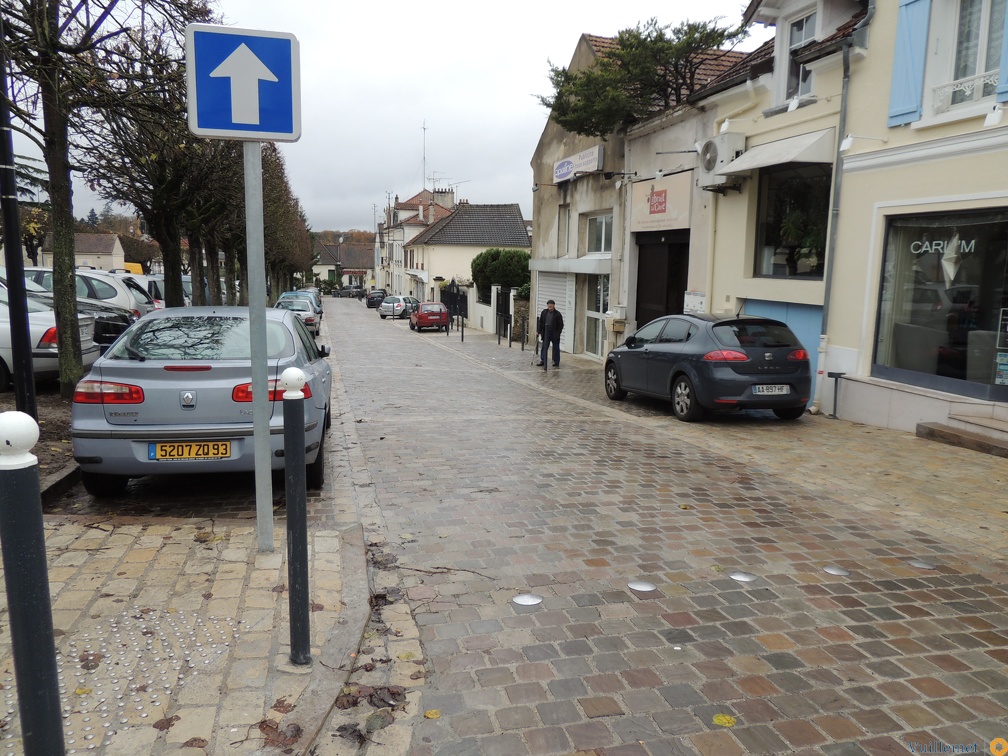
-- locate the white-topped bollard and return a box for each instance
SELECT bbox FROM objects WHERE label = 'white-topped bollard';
[0,412,65,754]
[280,368,311,665]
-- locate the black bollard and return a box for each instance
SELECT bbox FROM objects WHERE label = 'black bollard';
[461,317,465,343]
[0,412,65,755]
[281,370,311,666]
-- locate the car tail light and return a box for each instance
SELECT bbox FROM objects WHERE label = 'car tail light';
[39,327,59,348]
[132,309,142,318]
[232,380,313,402]
[73,380,145,404]
[787,349,810,361]
[703,349,749,362]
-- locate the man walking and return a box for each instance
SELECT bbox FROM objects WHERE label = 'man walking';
[536,299,564,369]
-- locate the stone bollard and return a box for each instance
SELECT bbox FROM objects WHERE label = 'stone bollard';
[0,411,65,754]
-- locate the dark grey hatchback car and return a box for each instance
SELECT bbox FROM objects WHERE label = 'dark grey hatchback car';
[604,313,811,421]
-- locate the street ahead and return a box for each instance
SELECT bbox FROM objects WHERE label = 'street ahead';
[321,298,1008,755]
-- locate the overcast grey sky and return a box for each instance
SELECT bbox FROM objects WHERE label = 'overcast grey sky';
[64,1,772,234]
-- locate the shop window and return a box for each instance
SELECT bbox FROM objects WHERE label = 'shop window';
[586,213,613,255]
[787,12,817,100]
[875,210,1008,387]
[754,164,830,279]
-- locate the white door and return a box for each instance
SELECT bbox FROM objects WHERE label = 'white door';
[537,272,572,352]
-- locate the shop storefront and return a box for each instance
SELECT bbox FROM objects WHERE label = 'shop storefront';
[874,208,1008,400]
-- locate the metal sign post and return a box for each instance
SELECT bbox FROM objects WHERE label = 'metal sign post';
[186,23,301,552]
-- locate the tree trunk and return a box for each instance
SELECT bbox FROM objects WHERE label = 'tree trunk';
[40,64,83,400]
[149,211,184,307]
[186,230,206,305]
[238,256,249,306]
[224,244,237,305]
[205,238,222,305]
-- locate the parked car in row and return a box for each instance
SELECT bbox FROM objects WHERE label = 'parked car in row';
[274,297,320,336]
[410,302,450,332]
[0,286,100,391]
[0,265,136,355]
[378,295,418,320]
[25,266,156,318]
[277,290,323,319]
[604,313,811,422]
[366,289,387,308]
[336,285,366,299]
[70,307,332,498]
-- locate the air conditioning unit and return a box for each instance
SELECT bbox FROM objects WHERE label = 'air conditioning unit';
[697,133,746,191]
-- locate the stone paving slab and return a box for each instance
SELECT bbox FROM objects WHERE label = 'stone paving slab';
[323,300,1008,755]
[1,297,1006,755]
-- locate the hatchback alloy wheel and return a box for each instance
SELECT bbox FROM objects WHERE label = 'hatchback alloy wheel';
[604,363,626,400]
[672,375,702,422]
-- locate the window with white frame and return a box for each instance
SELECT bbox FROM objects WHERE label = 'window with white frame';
[586,213,613,255]
[923,0,1008,116]
[787,12,817,100]
[951,0,1006,107]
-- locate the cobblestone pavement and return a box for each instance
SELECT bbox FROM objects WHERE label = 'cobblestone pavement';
[8,296,1008,755]
[318,299,1008,755]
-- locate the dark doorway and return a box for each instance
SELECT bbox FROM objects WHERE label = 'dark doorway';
[635,230,690,328]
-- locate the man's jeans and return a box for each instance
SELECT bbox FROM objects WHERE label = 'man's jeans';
[540,330,560,365]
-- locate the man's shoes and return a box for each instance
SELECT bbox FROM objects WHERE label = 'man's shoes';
[536,361,544,367]
[553,363,560,368]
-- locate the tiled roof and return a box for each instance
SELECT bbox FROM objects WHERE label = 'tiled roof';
[340,243,374,271]
[585,34,618,56]
[409,203,531,248]
[582,33,747,106]
[698,9,865,97]
[43,232,120,254]
[395,189,435,211]
[314,240,373,271]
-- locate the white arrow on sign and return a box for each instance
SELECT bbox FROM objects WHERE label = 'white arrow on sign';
[209,43,278,125]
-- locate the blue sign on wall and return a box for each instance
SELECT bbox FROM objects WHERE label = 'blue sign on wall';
[185,24,301,142]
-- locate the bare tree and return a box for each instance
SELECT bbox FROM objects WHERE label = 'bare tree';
[2,0,212,395]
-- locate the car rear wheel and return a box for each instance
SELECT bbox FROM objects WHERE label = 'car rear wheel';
[379,313,387,319]
[306,433,325,490]
[672,375,703,422]
[773,406,806,421]
[409,321,416,330]
[604,363,626,400]
[81,471,129,498]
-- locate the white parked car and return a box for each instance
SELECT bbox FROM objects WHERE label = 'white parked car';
[25,267,156,318]
[274,297,320,336]
[0,287,100,391]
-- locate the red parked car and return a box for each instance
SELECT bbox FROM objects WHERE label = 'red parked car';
[410,302,450,332]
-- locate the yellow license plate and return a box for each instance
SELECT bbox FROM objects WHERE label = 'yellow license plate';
[149,441,231,460]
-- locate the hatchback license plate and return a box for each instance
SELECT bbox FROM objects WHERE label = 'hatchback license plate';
[753,384,790,395]
[149,441,231,460]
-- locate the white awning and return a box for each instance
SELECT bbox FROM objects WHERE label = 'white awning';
[717,128,835,176]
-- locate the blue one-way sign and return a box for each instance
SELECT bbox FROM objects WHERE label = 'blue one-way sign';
[186,24,301,142]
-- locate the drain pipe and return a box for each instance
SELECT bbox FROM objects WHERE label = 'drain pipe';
[810,0,875,414]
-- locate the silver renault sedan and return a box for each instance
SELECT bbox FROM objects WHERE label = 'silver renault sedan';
[71,307,331,497]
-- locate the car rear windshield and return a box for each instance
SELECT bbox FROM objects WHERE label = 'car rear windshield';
[107,316,294,360]
[712,321,801,349]
[420,304,443,312]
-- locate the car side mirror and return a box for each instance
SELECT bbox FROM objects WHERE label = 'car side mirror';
[624,336,637,348]
[318,344,331,358]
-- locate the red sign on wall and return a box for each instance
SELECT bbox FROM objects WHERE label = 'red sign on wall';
[649,189,667,215]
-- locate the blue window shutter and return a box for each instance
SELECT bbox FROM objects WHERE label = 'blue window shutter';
[998,7,1008,101]
[888,0,932,127]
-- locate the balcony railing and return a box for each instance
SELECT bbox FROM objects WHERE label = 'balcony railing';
[933,69,1000,114]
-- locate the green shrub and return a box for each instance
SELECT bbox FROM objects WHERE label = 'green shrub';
[471,248,531,301]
